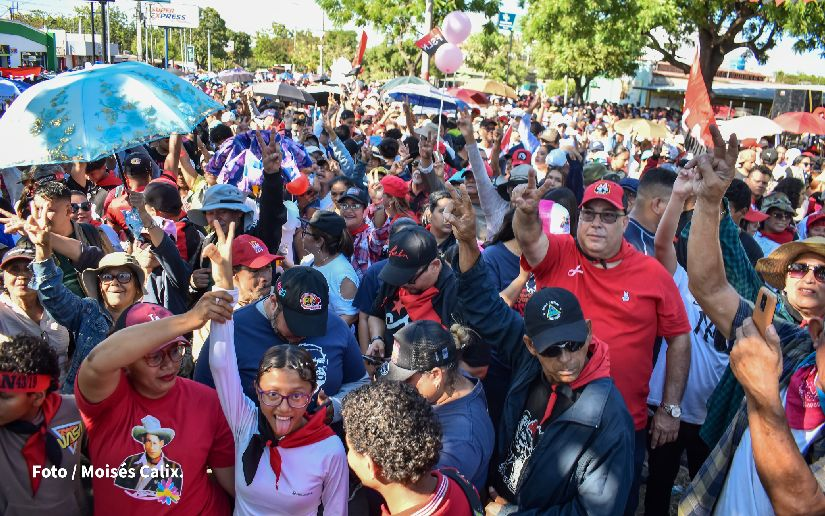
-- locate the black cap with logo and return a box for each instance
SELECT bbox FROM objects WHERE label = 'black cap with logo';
[379,226,437,286]
[124,155,153,177]
[339,187,370,207]
[379,320,457,381]
[305,210,346,238]
[274,267,329,337]
[524,288,589,353]
[0,245,35,270]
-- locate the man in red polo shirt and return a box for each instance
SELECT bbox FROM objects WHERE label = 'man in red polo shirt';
[513,174,691,515]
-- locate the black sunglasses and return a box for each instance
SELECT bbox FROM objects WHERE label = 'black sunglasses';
[71,202,92,213]
[540,340,586,358]
[99,271,134,284]
[787,262,825,283]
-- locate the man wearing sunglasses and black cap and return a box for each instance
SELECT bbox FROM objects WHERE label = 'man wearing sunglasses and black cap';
[447,191,634,513]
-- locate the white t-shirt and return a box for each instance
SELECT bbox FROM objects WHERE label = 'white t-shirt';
[648,266,729,425]
[280,201,301,263]
[311,254,360,317]
[715,390,825,515]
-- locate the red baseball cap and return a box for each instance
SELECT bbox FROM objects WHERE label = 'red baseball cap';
[511,148,532,167]
[579,180,625,211]
[807,212,825,231]
[380,175,409,198]
[232,234,282,268]
[744,208,769,223]
[112,303,188,347]
[286,174,310,196]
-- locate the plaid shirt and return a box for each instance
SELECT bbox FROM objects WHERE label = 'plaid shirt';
[349,213,390,280]
[679,298,825,515]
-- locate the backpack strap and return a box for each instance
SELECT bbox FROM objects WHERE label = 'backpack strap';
[439,468,484,516]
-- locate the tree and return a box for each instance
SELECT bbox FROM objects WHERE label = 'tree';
[362,41,420,79]
[523,0,645,102]
[193,7,229,69]
[17,6,137,54]
[232,31,252,65]
[251,22,293,68]
[317,0,499,76]
[463,30,528,85]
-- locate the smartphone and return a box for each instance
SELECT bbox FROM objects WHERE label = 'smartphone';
[362,354,388,366]
[753,287,777,338]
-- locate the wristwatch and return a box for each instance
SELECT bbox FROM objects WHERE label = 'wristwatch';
[661,403,682,418]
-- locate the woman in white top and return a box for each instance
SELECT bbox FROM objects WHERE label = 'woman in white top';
[300,210,360,325]
[206,221,348,516]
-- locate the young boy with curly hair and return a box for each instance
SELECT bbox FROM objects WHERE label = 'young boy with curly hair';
[0,335,88,515]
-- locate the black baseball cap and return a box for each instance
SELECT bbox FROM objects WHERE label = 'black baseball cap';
[305,210,346,237]
[524,288,589,353]
[339,187,369,207]
[761,148,779,166]
[379,226,437,286]
[124,155,153,177]
[0,245,35,269]
[379,320,457,381]
[274,267,329,337]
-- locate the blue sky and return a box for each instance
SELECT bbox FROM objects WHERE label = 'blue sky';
[24,0,825,76]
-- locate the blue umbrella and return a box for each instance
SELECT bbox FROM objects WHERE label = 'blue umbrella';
[0,61,222,167]
[386,83,468,111]
[0,78,23,99]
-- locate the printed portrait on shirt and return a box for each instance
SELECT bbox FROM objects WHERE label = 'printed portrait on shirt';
[113,415,184,505]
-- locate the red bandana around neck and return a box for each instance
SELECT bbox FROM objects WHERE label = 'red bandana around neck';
[539,336,611,427]
[3,392,63,495]
[761,229,795,245]
[398,286,442,323]
[786,364,825,431]
[265,409,335,489]
[349,222,369,237]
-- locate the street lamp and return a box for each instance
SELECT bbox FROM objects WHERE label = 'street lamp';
[87,0,114,63]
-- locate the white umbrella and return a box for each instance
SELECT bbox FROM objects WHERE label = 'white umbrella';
[717,116,783,140]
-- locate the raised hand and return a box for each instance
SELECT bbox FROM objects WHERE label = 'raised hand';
[457,109,474,140]
[418,135,434,164]
[512,168,553,218]
[255,130,282,174]
[731,317,783,408]
[444,182,476,244]
[687,125,738,203]
[202,220,236,290]
[671,167,698,202]
[188,290,235,327]
[0,207,26,235]
[23,200,51,247]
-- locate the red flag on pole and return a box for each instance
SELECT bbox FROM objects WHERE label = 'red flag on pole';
[682,49,717,148]
[353,31,368,68]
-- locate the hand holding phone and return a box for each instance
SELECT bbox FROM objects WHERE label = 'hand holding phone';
[752,287,777,339]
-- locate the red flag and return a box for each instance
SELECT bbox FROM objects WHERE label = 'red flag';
[500,125,512,151]
[682,49,716,148]
[353,31,368,68]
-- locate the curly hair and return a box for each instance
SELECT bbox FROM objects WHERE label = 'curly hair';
[0,335,60,392]
[256,344,317,391]
[343,381,441,484]
[34,181,71,202]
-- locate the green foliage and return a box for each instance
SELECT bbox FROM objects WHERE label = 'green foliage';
[463,30,527,86]
[232,32,253,64]
[775,71,825,86]
[193,7,229,68]
[362,41,421,80]
[523,0,645,101]
[251,26,357,73]
[16,6,137,54]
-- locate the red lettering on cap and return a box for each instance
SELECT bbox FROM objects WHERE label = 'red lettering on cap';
[388,246,409,259]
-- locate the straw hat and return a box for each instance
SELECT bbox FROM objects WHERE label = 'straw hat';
[80,252,145,304]
[755,237,825,289]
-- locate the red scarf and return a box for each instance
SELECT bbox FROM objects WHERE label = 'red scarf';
[265,410,335,489]
[398,286,442,323]
[349,222,369,237]
[539,337,611,426]
[786,362,825,430]
[3,392,63,495]
[761,229,795,245]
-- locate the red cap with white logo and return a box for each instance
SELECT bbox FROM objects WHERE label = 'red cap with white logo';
[231,234,283,268]
[579,180,625,211]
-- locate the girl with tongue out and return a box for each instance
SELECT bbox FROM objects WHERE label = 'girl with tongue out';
[205,221,349,515]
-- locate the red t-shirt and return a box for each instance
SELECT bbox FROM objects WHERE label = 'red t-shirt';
[522,234,691,429]
[380,470,472,515]
[75,370,234,515]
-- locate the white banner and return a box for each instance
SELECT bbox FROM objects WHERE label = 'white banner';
[148,4,200,29]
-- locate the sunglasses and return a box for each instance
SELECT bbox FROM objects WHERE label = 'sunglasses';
[801,161,812,167]
[769,211,792,221]
[99,271,134,284]
[787,262,825,283]
[71,202,92,213]
[404,265,429,286]
[144,343,190,367]
[579,209,623,224]
[540,340,586,358]
[256,388,313,409]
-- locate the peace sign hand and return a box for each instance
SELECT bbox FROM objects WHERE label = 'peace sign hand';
[512,168,552,218]
[202,220,236,290]
[255,130,282,174]
[444,182,476,244]
[23,201,52,261]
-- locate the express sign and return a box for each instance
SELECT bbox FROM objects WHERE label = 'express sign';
[148,4,200,29]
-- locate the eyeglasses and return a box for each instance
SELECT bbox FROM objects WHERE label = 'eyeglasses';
[144,343,190,367]
[99,271,134,284]
[801,161,812,167]
[71,202,92,213]
[787,262,825,283]
[769,211,793,221]
[579,209,623,224]
[540,340,586,358]
[301,228,318,238]
[404,265,428,286]
[256,388,313,408]
[339,202,365,211]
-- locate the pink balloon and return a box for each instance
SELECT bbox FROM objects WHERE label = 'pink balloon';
[434,43,464,74]
[442,11,472,45]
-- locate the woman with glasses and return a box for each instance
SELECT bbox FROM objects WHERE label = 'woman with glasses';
[754,192,797,256]
[207,220,348,515]
[73,296,236,514]
[26,202,144,394]
[69,190,122,251]
[338,186,389,279]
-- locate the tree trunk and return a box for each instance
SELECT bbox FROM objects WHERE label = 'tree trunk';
[698,29,726,96]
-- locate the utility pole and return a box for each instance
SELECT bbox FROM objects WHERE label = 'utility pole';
[90,2,96,63]
[103,1,110,62]
[421,0,433,81]
[164,27,169,69]
[207,29,212,72]
[505,28,514,79]
[136,1,143,62]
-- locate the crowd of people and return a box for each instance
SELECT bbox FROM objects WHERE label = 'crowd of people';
[2,73,825,516]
